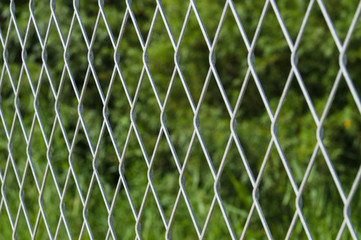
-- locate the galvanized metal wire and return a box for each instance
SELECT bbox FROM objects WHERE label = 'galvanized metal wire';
[0,0,361,239]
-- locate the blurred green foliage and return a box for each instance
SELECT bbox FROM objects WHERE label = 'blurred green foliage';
[1,0,361,239]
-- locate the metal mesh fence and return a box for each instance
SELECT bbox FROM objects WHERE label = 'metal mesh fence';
[1,0,361,239]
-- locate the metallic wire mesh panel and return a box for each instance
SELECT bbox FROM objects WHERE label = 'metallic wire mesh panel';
[0,0,361,239]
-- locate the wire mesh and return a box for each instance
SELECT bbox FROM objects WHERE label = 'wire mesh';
[1,0,361,239]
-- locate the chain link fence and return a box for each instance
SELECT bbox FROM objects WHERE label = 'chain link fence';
[1,0,361,239]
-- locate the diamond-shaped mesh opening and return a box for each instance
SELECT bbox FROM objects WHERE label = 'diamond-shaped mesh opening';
[58,73,78,143]
[302,151,344,238]
[130,0,157,40]
[10,118,28,178]
[322,0,360,42]
[178,11,209,104]
[67,22,88,90]
[56,220,72,240]
[160,0,188,41]
[103,1,126,34]
[202,203,231,239]
[149,135,179,222]
[86,182,109,239]
[96,130,120,202]
[107,73,131,152]
[235,79,272,176]
[276,0,310,41]
[218,141,253,237]
[78,0,98,39]
[122,131,148,212]
[29,120,48,184]
[323,79,361,194]
[240,209,268,239]
[215,6,248,108]
[139,190,165,239]
[13,2,30,36]
[81,73,103,145]
[232,1,264,40]
[17,73,35,131]
[49,124,69,191]
[41,170,62,237]
[33,217,51,239]
[258,148,296,238]
[253,7,292,112]
[72,129,93,197]
[15,208,32,239]
[169,195,199,239]
[111,178,137,239]
[81,227,92,239]
[62,177,86,239]
[277,80,317,185]
[147,12,174,102]
[32,1,51,37]
[117,18,144,99]
[193,0,225,42]
[92,16,114,94]
[297,4,339,116]
[53,1,73,38]
[45,23,66,90]
[21,166,40,231]
[37,73,55,138]
[198,75,230,170]
[183,137,214,230]
[134,74,161,155]
[287,219,309,239]
[164,74,194,164]
[24,23,44,87]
